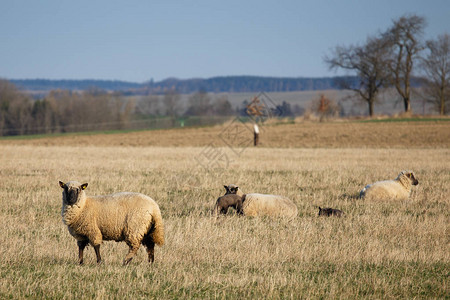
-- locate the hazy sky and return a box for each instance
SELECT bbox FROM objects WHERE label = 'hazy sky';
[1,0,449,82]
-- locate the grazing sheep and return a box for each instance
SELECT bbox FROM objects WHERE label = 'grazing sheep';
[59,180,164,265]
[213,192,245,216]
[224,184,298,218]
[318,207,343,217]
[359,170,419,200]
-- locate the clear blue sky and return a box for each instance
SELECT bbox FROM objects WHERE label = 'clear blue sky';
[1,0,449,82]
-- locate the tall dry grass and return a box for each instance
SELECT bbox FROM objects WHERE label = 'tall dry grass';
[0,144,449,299]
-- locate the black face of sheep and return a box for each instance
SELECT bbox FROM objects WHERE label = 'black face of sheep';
[60,181,88,205]
[318,207,343,217]
[224,185,239,195]
[406,172,419,185]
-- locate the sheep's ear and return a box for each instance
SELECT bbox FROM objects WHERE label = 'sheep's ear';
[318,206,321,211]
[59,181,66,189]
[224,185,228,190]
[81,183,88,190]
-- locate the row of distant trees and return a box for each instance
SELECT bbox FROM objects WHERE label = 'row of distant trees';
[0,81,136,136]
[325,14,450,116]
[136,90,301,119]
[136,90,235,118]
[0,80,304,136]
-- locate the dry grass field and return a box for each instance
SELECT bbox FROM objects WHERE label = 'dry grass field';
[0,120,449,299]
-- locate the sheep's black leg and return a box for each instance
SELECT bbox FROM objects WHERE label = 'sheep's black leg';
[144,240,155,263]
[77,240,89,265]
[94,244,102,264]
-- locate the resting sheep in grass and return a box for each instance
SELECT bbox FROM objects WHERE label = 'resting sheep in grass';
[59,181,164,265]
[359,170,419,200]
[224,184,298,218]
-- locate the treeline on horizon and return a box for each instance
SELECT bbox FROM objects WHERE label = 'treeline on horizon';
[0,79,308,136]
[9,76,362,95]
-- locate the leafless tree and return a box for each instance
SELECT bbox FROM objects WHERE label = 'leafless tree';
[383,14,426,113]
[163,89,181,126]
[213,95,234,115]
[0,80,14,135]
[324,36,390,116]
[0,79,33,135]
[185,90,212,116]
[420,33,450,115]
[136,94,161,116]
[31,98,57,134]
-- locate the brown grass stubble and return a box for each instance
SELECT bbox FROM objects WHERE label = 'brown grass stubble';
[0,124,449,298]
[1,120,449,148]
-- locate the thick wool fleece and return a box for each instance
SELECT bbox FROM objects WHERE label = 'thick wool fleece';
[241,193,298,218]
[61,181,164,258]
[223,184,298,218]
[360,171,418,200]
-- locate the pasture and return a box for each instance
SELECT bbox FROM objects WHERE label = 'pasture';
[0,120,449,299]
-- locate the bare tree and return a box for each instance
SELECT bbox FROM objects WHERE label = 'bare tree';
[325,36,390,116]
[31,98,57,134]
[420,33,450,115]
[0,79,15,135]
[136,94,161,116]
[47,90,76,132]
[213,95,234,116]
[383,14,426,113]
[163,89,181,126]
[0,79,33,135]
[185,90,212,116]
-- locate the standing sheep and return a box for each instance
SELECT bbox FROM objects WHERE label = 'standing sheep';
[224,184,298,218]
[59,180,164,265]
[213,190,245,216]
[359,170,419,200]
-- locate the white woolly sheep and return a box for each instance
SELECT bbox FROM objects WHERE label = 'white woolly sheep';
[224,184,298,218]
[59,180,164,265]
[359,170,419,200]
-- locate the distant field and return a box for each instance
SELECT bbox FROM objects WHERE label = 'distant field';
[2,118,449,148]
[0,120,449,299]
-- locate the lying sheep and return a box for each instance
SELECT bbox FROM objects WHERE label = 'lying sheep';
[359,170,419,200]
[224,184,298,218]
[59,180,164,265]
[213,192,245,216]
[318,207,343,217]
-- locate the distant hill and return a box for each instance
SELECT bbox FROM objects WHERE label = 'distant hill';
[9,79,142,92]
[146,76,357,93]
[9,76,359,95]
